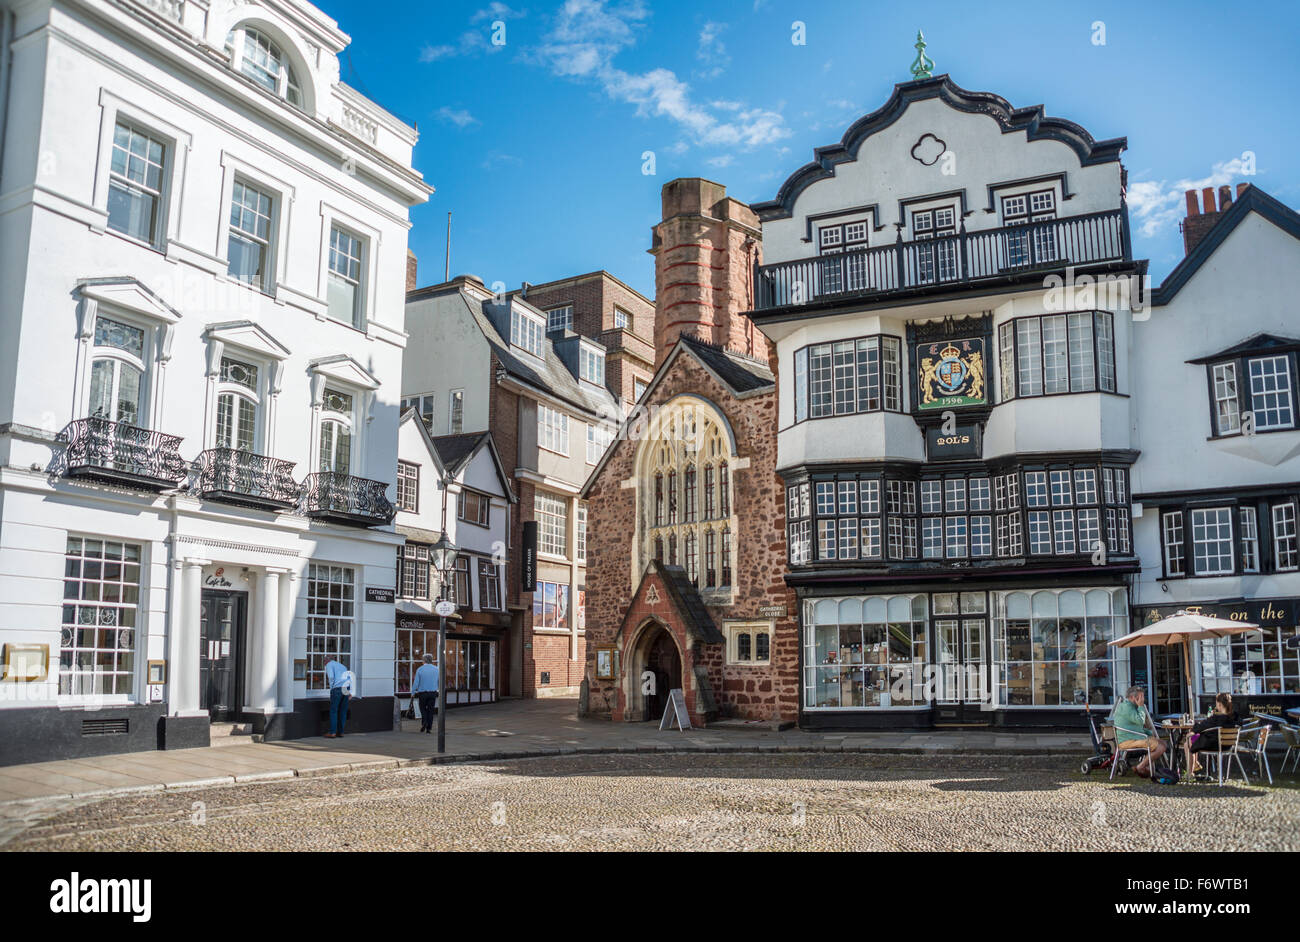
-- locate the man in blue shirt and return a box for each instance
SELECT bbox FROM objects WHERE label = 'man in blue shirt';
[411,654,440,734]
[324,656,352,738]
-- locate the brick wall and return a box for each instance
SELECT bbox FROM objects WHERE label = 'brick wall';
[582,353,798,725]
[650,178,768,367]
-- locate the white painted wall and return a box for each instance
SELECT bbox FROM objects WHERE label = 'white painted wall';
[0,0,429,716]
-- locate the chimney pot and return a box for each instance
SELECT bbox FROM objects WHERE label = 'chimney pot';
[1202,187,1217,214]
[1185,190,1199,216]
[1219,184,1232,210]
[1236,182,1249,198]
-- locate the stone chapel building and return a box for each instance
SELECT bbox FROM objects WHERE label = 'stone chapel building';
[580,179,799,726]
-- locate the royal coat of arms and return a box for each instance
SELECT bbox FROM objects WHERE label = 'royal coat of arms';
[917,338,985,410]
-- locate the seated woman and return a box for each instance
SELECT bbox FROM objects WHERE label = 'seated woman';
[1187,693,1237,775]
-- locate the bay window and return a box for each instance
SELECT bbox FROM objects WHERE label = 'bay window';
[998,311,1116,400]
[793,335,901,421]
[1205,352,1298,436]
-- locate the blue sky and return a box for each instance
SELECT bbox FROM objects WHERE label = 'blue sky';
[328,0,1300,300]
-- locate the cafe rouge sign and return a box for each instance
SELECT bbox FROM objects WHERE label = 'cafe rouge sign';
[917,337,986,411]
[1141,599,1298,628]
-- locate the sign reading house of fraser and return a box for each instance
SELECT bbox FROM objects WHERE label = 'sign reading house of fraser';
[916,337,986,410]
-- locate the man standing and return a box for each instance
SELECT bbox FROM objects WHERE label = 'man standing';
[1113,684,1166,776]
[324,656,352,739]
[411,653,440,734]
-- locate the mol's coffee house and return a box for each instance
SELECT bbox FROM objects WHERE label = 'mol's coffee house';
[1134,598,1300,720]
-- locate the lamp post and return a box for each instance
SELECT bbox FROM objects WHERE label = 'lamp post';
[429,531,459,754]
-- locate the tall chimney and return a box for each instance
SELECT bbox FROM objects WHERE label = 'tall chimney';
[405,249,418,292]
[1181,185,1240,257]
[649,178,767,368]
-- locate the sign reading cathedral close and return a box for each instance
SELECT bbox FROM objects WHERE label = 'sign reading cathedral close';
[916,337,986,410]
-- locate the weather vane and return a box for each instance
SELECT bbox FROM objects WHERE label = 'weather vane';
[910,30,935,79]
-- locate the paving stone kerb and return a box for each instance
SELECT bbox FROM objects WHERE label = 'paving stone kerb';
[0,700,1094,808]
[0,741,1092,808]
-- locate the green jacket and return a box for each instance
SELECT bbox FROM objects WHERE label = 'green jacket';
[1113,699,1152,742]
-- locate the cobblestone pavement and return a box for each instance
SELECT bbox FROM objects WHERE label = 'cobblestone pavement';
[7,754,1297,852]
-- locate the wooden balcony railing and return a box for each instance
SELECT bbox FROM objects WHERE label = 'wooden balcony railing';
[755,209,1129,310]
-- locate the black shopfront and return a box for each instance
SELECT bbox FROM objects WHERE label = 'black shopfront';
[1133,597,1300,722]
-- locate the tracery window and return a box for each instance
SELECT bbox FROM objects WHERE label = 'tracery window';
[641,400,737,592]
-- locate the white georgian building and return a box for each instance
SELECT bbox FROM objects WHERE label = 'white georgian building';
[0,0,431,762]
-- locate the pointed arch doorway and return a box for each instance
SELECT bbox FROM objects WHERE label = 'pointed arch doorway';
[629,621,683,722]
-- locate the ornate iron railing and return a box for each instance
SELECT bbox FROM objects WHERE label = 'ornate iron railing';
[62,418,188,489]
[301,472,395,526]
[196,447,299,509]
[755,209,1129,310]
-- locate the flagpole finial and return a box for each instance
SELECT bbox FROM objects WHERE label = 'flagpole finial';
[910,29,935,79]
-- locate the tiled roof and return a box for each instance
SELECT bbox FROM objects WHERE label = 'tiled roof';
[462,292,619,419]
[430,431,490,477]
[655,562,725,645]
[678,334,774,393]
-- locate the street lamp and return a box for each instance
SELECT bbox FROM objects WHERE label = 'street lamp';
[430,530,459,754]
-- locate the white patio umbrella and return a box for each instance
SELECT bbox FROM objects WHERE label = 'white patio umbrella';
[1109,611,1260,714]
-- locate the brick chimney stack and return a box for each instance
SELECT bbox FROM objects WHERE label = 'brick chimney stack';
[405,249,418,292]
[1182,183,1249,255]
[649,178,767,369]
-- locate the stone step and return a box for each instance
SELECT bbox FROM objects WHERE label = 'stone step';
[209,722,263,747]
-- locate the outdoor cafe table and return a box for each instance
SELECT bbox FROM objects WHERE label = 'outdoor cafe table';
[1158,719,1195,778]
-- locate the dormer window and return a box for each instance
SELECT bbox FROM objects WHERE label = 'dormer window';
[546,305,573,333]
[225,26,305,110]
[579,346,604,385]
[511,306,545,358]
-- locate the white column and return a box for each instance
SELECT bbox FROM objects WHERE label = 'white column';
[256,569,281,710]
[166,558,185,713]
[174,558,207,715]
[277,569,296,710]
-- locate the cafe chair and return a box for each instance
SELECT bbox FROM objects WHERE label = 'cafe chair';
[1280,725,1300,774]
[1222,725,1272,787]
[1202,727,1239,786]
[1107,726,1151,781]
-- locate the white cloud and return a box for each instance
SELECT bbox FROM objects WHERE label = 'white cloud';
[436,106,480,128]
[529,0,789,151]
[707,154,734,168]
[481,151,524,170]
[472,3,527,22]
[696,21,728,79]
[1127,158,1252,238]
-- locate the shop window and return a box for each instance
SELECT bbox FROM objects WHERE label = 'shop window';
[804,595,929,708]
[306,564,354,691]
[533,581,570,630]
[993,588,1129,707]
[60,537,141,698]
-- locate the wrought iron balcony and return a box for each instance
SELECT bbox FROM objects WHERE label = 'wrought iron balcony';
[754,209,1129,311]
[301,472,395,527]
[62,418,188,490]
[195,447,299,511]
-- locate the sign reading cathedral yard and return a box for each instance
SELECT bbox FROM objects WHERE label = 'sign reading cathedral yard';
[916,337,986,410]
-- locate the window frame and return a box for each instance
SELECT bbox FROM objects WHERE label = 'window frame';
[726,622,773,667]
[1205,352,1299,438]
[94,97,192,254]
[998,311,1117,401]
[792,334,903,424]
[545,305,574,333]
[512,306,546,357]
[457,488,491,528]
[326,224,366,329]
[537,404,570,456]
[535,492,569,559]
[396,461,420,513]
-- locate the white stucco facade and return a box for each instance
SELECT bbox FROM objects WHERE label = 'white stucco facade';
[0,0,431,760]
